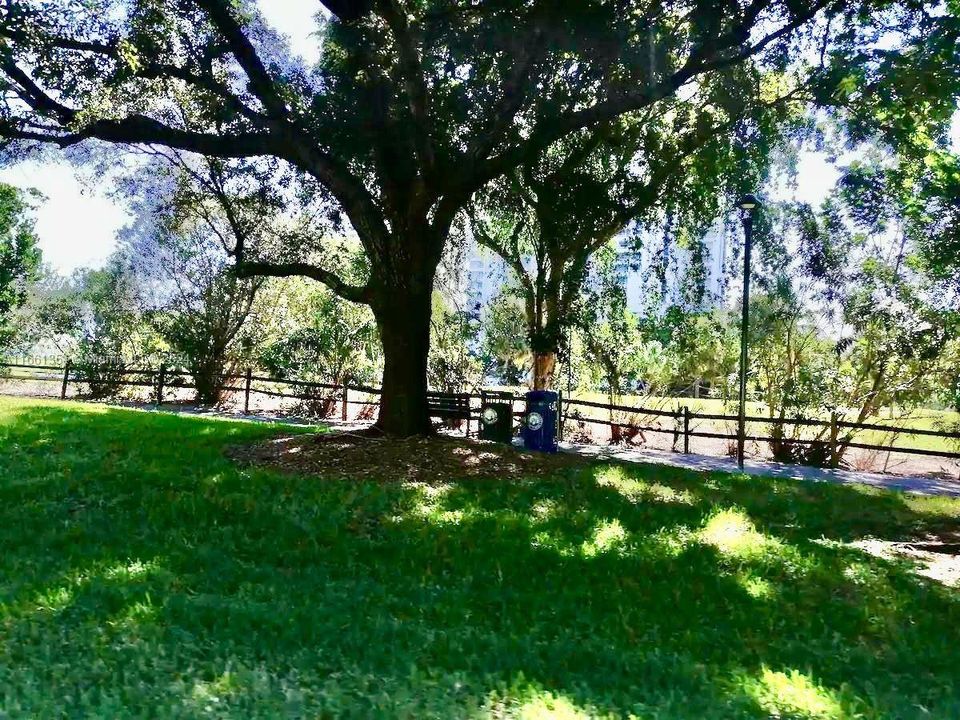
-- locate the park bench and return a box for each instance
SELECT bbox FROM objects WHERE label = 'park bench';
[427,391,473,435]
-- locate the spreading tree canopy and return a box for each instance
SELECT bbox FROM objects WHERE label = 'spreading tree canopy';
[0,0,955,433]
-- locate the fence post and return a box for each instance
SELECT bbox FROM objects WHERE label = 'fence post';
[156,363,166,406]
[829,410,839,467]
[244,367,252,415]
[342,384,349,421]
[60,359,72,400]
[683,406,691,454]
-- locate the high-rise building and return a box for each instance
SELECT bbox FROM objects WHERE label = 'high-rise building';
[612,223,730,313]
[464,248,508,312]
[462,223,731,318]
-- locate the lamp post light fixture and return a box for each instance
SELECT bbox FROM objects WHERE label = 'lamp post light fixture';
[737,193,759,469]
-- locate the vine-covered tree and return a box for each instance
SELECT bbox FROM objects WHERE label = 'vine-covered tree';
[1,0,954,433]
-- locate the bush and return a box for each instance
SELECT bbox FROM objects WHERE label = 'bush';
[73,355,127,400]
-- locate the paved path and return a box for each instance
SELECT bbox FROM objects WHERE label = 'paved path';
[557,441,960,498]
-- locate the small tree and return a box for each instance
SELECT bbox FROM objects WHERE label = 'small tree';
[638,306,740,398]
[71,261,158,398]
[427,291,481,393]
[747,157,960,465]
[123,170,268,406]
[479,288,530,386]
[6,266,79,357]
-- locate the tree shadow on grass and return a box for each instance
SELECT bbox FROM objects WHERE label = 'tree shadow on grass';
[1,401,960,718]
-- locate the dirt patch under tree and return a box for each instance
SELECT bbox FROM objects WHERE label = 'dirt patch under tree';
[227,430,594,483]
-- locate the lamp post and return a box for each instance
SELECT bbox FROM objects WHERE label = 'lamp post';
[737,194,759,469]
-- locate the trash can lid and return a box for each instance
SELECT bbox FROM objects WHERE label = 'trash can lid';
[525,390,559,402]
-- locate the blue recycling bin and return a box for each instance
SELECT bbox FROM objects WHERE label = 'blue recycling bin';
[522,390,559,453]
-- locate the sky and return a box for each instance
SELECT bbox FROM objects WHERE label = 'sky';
[0,1,956,275]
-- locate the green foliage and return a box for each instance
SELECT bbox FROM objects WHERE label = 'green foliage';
[634,306,740,397]
[480,289,531,386]
[736,152,960,463]
[260,279,381,390]
[0,183,41,350]
[135,252,264,406]
[5,0,952,433]
[470,75,796,381]
[70,261,161,399]
[3,397,960,717]
[8,267,79,356]
[577,245,642,396]
[427,291,482,392]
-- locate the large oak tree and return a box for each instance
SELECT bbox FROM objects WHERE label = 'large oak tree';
[0,0,951,434]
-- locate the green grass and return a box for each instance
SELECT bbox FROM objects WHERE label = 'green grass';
[2,396,960,718]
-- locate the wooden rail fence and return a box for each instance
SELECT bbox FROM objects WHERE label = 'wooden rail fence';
[2,359,959,463]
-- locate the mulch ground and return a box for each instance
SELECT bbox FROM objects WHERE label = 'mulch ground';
[226,430,595,482]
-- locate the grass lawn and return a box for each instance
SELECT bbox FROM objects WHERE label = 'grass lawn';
[2,396,960,718]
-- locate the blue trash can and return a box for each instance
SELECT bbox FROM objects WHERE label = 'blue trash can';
[523,390,559,453]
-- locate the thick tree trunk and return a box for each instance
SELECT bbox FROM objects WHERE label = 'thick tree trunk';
[532,351,557,391]
[371,287,434,436]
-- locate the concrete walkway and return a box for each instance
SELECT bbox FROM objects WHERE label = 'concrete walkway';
[557,440,960,498]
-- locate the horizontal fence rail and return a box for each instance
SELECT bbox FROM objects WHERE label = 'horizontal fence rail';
[2,360,959,463]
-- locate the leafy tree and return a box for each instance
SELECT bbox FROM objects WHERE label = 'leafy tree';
[745,286,838,463]
[6,265,77,356]
[0,183,40,351]
[574,245,654,441]
[2,0,946,433]
[427,291,481,394]
[123,168,267,406]
[636,305,740,397]
[747,157,960,464]
[468,83,789,390]
[577,245,640,398]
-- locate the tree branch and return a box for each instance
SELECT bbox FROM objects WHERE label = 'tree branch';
[468,208,536,309]
[319,0,374,22]
[469,0,832,193]
[234,261,371,304]
[376,0,435,175]
[1,59,390,255]
[136,61,268,125]
[466,21,547,164]
[193,0,292,121]
[3,111,277,156]
[0,60,76,123]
